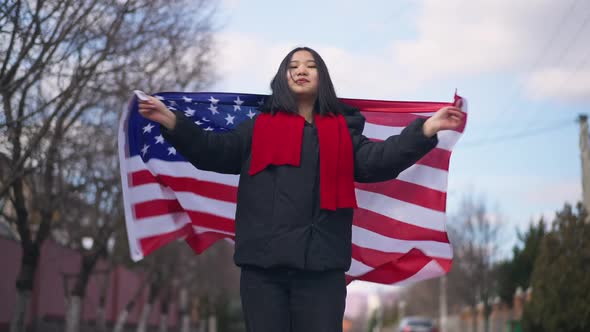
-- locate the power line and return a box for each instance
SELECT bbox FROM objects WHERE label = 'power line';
[474,0,582,143]
[459,119,575,148]
[522,8,590,131]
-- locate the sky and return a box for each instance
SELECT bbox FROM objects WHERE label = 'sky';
[207,0,590,301]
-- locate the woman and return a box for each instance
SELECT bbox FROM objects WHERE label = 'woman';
[138,47,464,332]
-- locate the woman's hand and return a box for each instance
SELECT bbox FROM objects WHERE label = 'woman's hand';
[138,96,177,130]
[422,99,465,138]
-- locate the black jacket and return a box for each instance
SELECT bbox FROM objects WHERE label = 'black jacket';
[161,103,438,271]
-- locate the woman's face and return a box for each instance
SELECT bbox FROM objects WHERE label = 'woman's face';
[287,50,319,98]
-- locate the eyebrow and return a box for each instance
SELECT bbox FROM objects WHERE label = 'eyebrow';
[290,60,316,63]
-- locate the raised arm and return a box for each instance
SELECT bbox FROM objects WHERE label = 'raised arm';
[352,118,438,183]
[138,96,252,174]
[341,102,464,183]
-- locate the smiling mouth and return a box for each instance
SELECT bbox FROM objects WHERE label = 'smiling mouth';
[296,79,309,84]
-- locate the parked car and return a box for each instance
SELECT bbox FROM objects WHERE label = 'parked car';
[398,316,438,332]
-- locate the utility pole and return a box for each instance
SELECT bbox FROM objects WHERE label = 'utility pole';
[440,276,448,332]
[580,114,590,218]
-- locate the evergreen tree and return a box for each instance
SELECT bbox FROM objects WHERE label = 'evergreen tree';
[496,219,547,305]
[522,202,590,332]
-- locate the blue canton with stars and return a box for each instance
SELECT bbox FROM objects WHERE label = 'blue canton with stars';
[128,92,265,162]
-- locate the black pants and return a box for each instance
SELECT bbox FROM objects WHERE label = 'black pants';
[240,266,347,332]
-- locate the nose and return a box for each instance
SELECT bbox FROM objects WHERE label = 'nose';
[294,65,308,76]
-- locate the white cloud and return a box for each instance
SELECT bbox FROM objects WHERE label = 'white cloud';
[220,0,240,10]
[211,32,419,99]
[393,0,590,100]
[213,1,590,101]
[525,67,590,101]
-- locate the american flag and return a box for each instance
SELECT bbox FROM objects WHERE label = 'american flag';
[118,92,467,285]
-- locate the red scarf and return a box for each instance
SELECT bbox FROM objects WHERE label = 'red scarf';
[249,111,357,211]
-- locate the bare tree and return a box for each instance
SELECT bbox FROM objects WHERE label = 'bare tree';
[0,0,217,331]
[446,194,503,332]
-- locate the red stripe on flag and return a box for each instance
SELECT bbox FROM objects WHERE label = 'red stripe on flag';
[351,247,433,284]
[134,199,182,219]
[133,200,236,233]
[341,98,450,113]
[363,112,428,127]
[363,111,466,134]
[356,179,447,212]
[131,169,164,186]
[353,208,449,242]
[417,148,451,170]
[139,223,192,257]
[350,246,451,284]
[186,232,235,254]
[130,170,238,202]
[186,211,236,233]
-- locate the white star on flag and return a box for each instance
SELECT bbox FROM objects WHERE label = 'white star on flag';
[195,120,203,125]
[257,99,264,106]
[247,110,257,119]
[155,95,165,100]
[208,104,219,115]
[142,123,155,133]
[167,147,177,155]
[202,117,210,122]
[185,107,196,117]
[208,96,219,105]
[155,134,165,144]
[225,114,235,125]
[204,126,214,131]
[141,144,149,156]
[182,96,192,103]
[234,96,244,111]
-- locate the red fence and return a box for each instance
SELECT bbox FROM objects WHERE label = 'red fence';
[0,237,178,329]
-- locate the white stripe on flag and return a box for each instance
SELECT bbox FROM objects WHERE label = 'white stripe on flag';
[393,260,447,286]
[133,212,191,238]
[128,183,177,204]
[347,258,374,277]
[355,189,446,231]
[351,225,453,259]
[193,226,235,236]
[130,185,237,220]
[128,156,449,195]
[363,122,461,151]
[397,164,449,192]
[126,156,240,187]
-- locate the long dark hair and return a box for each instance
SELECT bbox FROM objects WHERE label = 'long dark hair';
[259,47,341,116]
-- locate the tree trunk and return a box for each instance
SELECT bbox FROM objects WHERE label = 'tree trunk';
[136,303,153,332]
[158,286,171,332]
[65,250,102,332]
[158,314,168,332]
[65,296,82,332]
[96,304,106,332]
[112,308,130,332]
[96,268,111,332]
[136,277,162,332]
[10,239,40,332]
[179,288,191,332]
[208,315,217,332]
[9,289,31,332]
[113,274,150,332]
[181,314,191,332]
